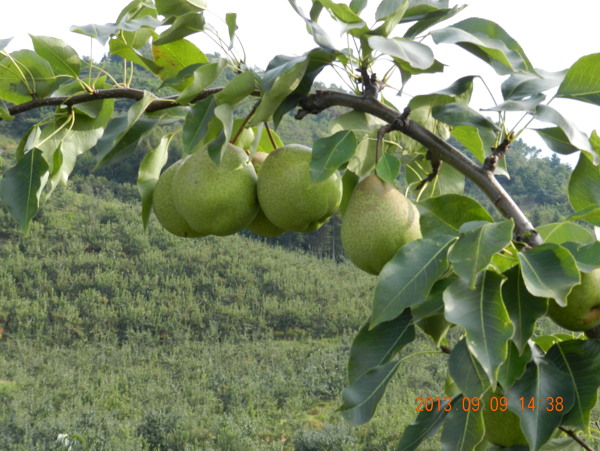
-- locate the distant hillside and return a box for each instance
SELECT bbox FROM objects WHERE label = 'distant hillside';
[0,175,373,345]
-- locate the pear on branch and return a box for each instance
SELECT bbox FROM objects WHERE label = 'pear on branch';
[547,268,600,331]
[341,174,421,275]
[246,151,285,237]
[152,159,204,238]
[171,143,259,237]
[257,144,342,233]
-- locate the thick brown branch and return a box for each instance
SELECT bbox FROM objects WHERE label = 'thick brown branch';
[6,87,224,117]
[297,90,543,248]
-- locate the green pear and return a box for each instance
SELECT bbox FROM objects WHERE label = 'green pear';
[341,174,421,275]
[257,144,342,233]
[483,390,528,447]
[172,143,259,236]
[152,160,204,238]
[339,170,359,218]
[246,151,285,237]
[547,268,600,331]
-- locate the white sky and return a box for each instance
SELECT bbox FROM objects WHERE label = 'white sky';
[2,0,599,160]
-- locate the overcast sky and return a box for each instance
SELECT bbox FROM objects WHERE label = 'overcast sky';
[2,0,599,160]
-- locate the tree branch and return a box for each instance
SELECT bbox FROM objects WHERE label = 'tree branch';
[5,87,224,117]
[297,90,543,248]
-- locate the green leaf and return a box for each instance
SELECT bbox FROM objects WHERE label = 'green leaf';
[444,271,513,384]
[137,133,172,229]
[451,126,485,162]
[498,341,532,389]
[0,101,13,120]
[433,103,500,131]
[348,309,415,384]
[533,105,592,153]
[350,0,368,13]
[545,340,600,433]
[431,18,535,75]
[507,353,575,450]
[272,49,338,127]
[501,266,547,353]
[557,53,600,106]
[96,117,157,168]
[440,407,485,451]
[177,59,227,105]
[534,127,582,157]
[413,277,453,346]
[0,50,55,103]
[566,205,600,227]
[31,35,80,78]
[484,93,545,113]
[70,23,118,45]
[318,0,363,23]
[517,243,581,306]
[396,396,455,451]
[561,241,600,273]
[433,76,475,104]
[156,0,206,17]
[225,13,237,48]
[502,70,566,100]
[339,360,400,425]
[32,115,106,194]
[404,5,465,40]
[419,194,493,236]
[0,38,12,51]
[375,153,400,185]
[249,56,309,126]
[537,221,595,245]
[152,39,207,84]
[310,131,357,183]
[371,0,409,37]
[0,148,49,234]
[94,92,156,167]
[182,97,216,154]
[448,339,489,397]
[207,103,233,165]
[368,36,434,70]
[569,150,600,213]
[449,220,514,288]
[372,236,455,328]
[109,39,160,74]
[154,12,205,45]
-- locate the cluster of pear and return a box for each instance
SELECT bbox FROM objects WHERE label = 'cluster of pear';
[152,143,343,240]
[153,141,422,275]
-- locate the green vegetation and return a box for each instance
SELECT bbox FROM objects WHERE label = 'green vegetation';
[0,175,451,450]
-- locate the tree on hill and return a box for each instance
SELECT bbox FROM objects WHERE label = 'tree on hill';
[1,1,600,448]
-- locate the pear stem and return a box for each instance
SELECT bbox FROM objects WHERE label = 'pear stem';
[231,101,260,147]
[264,122,278,150]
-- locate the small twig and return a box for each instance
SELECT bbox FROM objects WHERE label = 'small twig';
[558,426,594,451]
[416,150,442,191]
[483,132,514,172]
[358,66,378,98]
[231,101,260,146]
[375,108,411,164]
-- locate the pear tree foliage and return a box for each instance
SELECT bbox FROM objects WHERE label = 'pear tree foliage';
[1,0,600,448]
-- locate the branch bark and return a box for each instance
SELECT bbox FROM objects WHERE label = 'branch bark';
[297,90,543,248]
[6,87,223,116]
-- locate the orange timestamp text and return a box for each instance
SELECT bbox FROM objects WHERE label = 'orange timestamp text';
[416,396,565,412]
